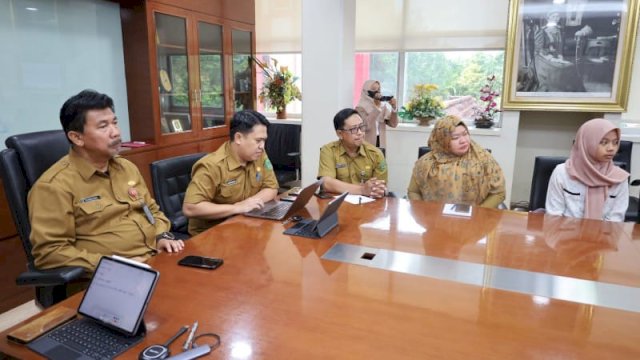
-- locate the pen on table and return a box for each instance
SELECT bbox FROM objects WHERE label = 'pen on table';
[183,321,198,351]
[359,196,362,205]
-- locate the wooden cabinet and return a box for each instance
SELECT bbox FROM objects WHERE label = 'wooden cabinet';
[120,0,255,147]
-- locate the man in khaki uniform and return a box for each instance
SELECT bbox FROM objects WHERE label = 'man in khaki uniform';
[318,108,388,198]
[28,90,184,272]
[183,110,279,235]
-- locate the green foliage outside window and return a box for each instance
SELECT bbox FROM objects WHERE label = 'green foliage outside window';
[405,51,504,103]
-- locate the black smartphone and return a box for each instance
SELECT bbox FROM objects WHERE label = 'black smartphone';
[178,255,223,270]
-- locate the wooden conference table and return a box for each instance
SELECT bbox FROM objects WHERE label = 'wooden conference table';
[2,197,640,359]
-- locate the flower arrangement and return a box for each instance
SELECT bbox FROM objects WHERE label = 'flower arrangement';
[398,84,445,124]
[475,75,501,127]
[253,57,301,118]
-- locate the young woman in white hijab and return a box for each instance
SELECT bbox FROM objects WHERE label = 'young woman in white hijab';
[355,80,398,148]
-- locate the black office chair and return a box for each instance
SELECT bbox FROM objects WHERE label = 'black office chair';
[265,123,301,189]
[0,130,84,308]
[529,156,568,212]
[150,153,207,239]
[418,146,431,159]
[613,140,640,222]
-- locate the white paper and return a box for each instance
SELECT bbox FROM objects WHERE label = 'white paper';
[343,194,376,205]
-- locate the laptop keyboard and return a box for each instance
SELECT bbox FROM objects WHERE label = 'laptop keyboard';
[262,202,291,218]
[49,319,138,360]
[293,221,317,237]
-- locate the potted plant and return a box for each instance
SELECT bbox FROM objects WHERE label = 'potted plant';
[253,57,302,119]
[474,75,501,129]
[398,84,445,126]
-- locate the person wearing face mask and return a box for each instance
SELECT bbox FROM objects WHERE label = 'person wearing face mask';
[183,110,279,235]
[355,80,398,148]
[407,115,505,208]
[546,118,629,222]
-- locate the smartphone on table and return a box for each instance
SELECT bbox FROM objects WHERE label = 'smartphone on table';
[178,255,224,270]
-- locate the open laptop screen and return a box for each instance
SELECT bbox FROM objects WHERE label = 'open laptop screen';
[77,256,159,336]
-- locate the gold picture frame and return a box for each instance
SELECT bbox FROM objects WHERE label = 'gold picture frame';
[502,0,639,112]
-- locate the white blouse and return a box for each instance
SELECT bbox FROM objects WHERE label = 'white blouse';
[545,163,629,222]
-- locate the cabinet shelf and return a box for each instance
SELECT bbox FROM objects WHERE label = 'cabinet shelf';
[157,42,186,50]
[121,1,255,149]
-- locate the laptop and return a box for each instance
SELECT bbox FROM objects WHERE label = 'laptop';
[283,192,348,238]
[244,179,322,220]
[28,256,159,360]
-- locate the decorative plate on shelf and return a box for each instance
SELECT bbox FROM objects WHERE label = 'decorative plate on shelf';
[159,69,172,92]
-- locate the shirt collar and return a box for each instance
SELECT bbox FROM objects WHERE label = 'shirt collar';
[225,142,244,171]
[68,148,121,180]
[338,141,365,157]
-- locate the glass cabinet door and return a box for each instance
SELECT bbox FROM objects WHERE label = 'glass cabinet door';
[198,22,224,129]
[155,13,191,135]
[232,29,253,111]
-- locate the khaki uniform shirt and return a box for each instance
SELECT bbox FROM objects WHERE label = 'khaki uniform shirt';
[28,149,170,272]
[184,141,279,235]
[317,140,388,184]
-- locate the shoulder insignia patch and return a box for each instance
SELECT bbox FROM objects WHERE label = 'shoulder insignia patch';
[264,158,273,171]
[378,160,387,172]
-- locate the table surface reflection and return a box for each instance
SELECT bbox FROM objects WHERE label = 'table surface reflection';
[2,197,640,359]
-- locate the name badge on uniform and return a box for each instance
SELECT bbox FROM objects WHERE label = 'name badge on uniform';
[256,167,262,182]
[336,163,347,169]
[142,202,155,225]
[226,179,238,186]
[80,195,101,203]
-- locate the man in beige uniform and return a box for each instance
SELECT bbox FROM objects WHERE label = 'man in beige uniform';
[28,90,184,272]
[318,108,388,198]
[183,110,279,235]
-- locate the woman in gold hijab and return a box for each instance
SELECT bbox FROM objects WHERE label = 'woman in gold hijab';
[407,115,506,207]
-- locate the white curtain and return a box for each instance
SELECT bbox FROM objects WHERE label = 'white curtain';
[256,0,510,52]
[255,0,302,53]
[355,0,510,51]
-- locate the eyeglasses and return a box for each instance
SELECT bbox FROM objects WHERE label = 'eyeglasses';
[341,124,367,135]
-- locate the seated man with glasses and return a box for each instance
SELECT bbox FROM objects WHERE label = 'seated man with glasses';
[317,108,388,198]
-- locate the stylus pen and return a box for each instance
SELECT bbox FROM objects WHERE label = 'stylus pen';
[183,321,198,351]
[165,325,189,347]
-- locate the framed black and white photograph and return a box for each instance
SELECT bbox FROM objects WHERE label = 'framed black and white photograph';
[502,0,639,111]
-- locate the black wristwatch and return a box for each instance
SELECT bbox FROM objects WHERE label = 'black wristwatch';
[156,232,175,241]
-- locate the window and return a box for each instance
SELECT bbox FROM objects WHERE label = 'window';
[353,52,399,106]
[355,50,505,125]
[255,53,302,117]
[404,50,504,104]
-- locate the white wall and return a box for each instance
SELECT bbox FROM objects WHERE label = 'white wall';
[512,112,592,202]
[0,0,130,147]
[300,0,355,184]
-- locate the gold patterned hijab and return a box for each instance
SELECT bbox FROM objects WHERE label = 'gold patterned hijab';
[415,115,505,205]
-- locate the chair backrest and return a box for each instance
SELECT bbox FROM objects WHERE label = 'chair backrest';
[614,140,632,172]
[529,156,567,211]
[265,123,301,185]
[150,152,207,234]
[265,123,300,172]
[0,130,70,264]
[418,146,431,158]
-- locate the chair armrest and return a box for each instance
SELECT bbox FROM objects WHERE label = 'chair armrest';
[16,266,85,287]
[631,179,640,186]
[172,217,188,231]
